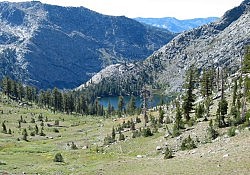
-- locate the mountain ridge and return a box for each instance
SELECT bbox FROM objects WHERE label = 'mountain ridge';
[81,0,250,95]
[0,1,175,89]
[134,17,219,33]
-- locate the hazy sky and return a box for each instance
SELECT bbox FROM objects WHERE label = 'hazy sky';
[1,0,244,19]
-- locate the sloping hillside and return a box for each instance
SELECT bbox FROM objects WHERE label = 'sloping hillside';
[0,1,175,89]
[82,0,250,95]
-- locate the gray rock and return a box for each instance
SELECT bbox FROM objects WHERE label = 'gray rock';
[156,146,162,150]
[136,155,143,158]
[235,129,240,134]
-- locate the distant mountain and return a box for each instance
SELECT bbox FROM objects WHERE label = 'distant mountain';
[81,0,250,95]
[0,1,175,89]
[134,17,219,33]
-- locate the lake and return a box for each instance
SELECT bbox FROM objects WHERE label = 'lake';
[98,94,171,109]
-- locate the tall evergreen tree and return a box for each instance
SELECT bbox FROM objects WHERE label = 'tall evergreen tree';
[127,96,136,115]
[216,69,228,127]
[182,66,196,122]
[241,46,250,122]
[2,76,11,97]
[200,69,213,98]
[112,126,116,141]
[159,107,164,124]
[118,96,124,117]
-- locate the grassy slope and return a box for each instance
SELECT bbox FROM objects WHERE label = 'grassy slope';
[0,93,250,175]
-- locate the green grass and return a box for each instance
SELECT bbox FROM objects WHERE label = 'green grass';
[0,94,250,174]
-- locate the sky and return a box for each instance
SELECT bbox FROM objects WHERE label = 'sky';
[1,0,244,19]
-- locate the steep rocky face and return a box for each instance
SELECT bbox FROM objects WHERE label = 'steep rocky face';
[0,1,175,89]
[134,17,219,33]
[82,0,250,94]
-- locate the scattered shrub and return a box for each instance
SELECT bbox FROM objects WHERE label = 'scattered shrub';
[172,124,181,137]
[54,153,64,162]
[30,131,35,136]
[132,130,141,138]
[119,132,125,141]
[53,128,60,133]
[38,114,43,122]
[54,120,59,126]
[40,127,46,136]
[227,127,236,137]
[71,142,78,150]
[181,135,196,151]
[207,120,219,140]
[2,121,7,134]
[22,128,28,141]
[30,118,35,123]
[0,161,7,165]
[104,135,115,145]
[142,127,153,137]
[8,128,12,135]
[164,147,173,159]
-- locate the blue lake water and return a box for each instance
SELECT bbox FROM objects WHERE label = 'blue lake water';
[98,95,171,109]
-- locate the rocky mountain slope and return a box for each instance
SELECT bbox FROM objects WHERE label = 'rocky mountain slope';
[135,17,219,33]
[0,1,175,89]
[81,0,250,95]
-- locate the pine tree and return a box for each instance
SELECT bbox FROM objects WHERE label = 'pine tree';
[2,76,11,97]
[35,124,39,135]
[111,126,116,141]
[164,147,173,159]
[22,128,28,141]
[107,100,112,116]
[54,153,64,162]
[118,96,124,117]
[195,103,205,119]
[2,121,7,134]
[119,131,125,141]
[127,96,136,115]
[173,101,183,137]
[240,46,250,122]
[204,97,212,121]
[183,66,196,122]
[159,107,164,124]
[200,69,213,98]
[232,79,238,107]
[242,46,250,74]
[216,69,228,128]
[141,86,151,126]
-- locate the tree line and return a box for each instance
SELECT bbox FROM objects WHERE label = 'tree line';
[0,77,140,117]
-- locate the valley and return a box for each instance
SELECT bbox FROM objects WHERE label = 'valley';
[0,0,250,174]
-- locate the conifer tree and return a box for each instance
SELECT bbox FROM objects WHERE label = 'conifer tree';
[141,86,151,126]
[118,96,124,117]
[159,107,164,124]
[107,100,112,116]
[241,46,250,122]
[183,66,196,122]
[216,70,228,127]
[112,126,116,141]
[22,128,28,141]
[35,124,39,135]
[127,96,136,115]
[232,79,238,107]
[2,121,7,134]
[2,76,11,97]
[200,69,213,98]
[119,131,125,141]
